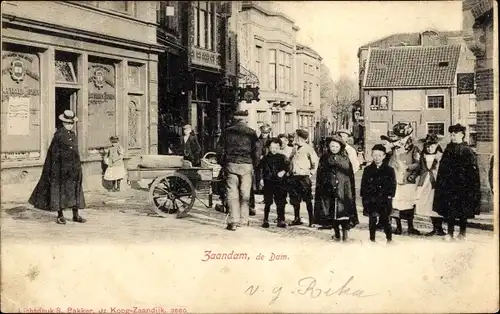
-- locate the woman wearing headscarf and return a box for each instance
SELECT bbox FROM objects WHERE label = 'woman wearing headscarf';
[411,134,445,236]
[389,122,421,235]
[433,124,481,240]
[314,135,356,241]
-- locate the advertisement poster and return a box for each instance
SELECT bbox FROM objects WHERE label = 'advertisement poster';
[7,96,30,136]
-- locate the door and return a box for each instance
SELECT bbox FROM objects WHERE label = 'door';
[55,87,77,130]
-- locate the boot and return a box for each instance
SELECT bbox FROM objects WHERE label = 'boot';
[341,222,349,242]
[262,205,270,228]
[393,218,402,235]
[435,217,446,236]
[276,205,287,228]
[332,223,341,241]
[426,217,438,236]
[72,208,86,223]
[458,218,467,240]
[290,205,303,226]
[306,202,314,228]
[56,210,66,225]
[368,217,377,242]
[407,219,421,235]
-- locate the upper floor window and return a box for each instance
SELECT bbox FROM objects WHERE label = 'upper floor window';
[278,51,285,92]
[268,49,276,91]
[157,2,178,33]
[194,1,217,51]
[427,95,445,109]
[308,82,313,105]
[255,45,262,82]
[285,53,292,93]
[98,1,134,15]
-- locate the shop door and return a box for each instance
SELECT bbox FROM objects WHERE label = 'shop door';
[55,87,77,130]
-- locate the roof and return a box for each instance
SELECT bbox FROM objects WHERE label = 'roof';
[364,44,462,88]
[296,43,321,59]
[359,30,463,50]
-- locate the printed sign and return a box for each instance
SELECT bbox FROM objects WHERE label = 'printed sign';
[457,73,475,94]
[7,97,30,135]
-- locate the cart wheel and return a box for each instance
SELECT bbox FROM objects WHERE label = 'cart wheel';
[149,173,196,218]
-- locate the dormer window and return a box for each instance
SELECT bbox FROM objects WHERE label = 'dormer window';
[438,61,449,67]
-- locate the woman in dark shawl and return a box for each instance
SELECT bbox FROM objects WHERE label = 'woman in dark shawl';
[28,110,86,224]
[314,135,356,241]
[433,124,481,240]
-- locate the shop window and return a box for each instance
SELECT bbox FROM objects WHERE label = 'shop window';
[427,122,445,136]
[427,95,445,109]
[370,96,389,111]
[55,51,78,84]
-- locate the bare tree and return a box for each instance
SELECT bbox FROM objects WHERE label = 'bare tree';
[320,63,335,121]
[331,76,358,132]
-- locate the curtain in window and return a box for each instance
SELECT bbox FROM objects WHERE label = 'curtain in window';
[268,50,276,91]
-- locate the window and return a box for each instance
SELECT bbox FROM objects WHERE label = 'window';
[257,111,266,130]
[427,95,445,109]
[370,96,389,111]
[194,1,216,51]
[285,53,291,92]
[303,81,308,105]
[308,82,313,105]
[271,112,280,136]
[469,125,477,147]
[427,122,445,136]
[157,2,178,33]
[304,63,308,74]
[268,49,276,91]
[309,65,313,75]
[285,113,293,133]
[278,51,285,92]
[255,45,262,81]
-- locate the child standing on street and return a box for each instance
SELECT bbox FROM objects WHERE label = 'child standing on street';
[361,144,397,243]
[104,136,126,192]
[260,138,289,228]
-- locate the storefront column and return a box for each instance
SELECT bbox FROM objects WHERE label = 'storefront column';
[148,57,158,155]
[78,52,89,159]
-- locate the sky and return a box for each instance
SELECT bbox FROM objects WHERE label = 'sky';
[275,1,463,82]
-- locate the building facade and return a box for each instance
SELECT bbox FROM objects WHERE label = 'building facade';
[1,1,161,188]
[235,1,321,142]
[361,43,476,158]
[156,1,236,155]
[296,44,322,144]
[463,0,495,212]
[357,31,478,146]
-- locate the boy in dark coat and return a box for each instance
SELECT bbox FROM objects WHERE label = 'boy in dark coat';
[260,138,289,228]
[29,110,86,224]
[361,144,397,242]
[433,124,481,240]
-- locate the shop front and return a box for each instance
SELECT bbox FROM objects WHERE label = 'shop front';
[1,29,160,188]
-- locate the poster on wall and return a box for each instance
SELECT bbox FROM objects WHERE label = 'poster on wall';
[87,60,116,150]
[457,73,475,94]
[7,97,30,135]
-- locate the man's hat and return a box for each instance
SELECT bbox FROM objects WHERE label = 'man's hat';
[448,123,466,134]
[110,135,119,143]
[393,122,413,137]
[336,129,352,137]
[260,124,272,133]
[296,128,309,140]
[59,110,78,123]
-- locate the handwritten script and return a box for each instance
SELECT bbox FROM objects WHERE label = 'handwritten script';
[244,270,378,305]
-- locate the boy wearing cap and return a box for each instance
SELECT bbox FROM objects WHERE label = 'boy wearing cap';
[29,110,86,224]
[181,124,201,167]
[260,138,289,228]
[361,144,397,242]
[288,129,319,227]
[433,124,481,240]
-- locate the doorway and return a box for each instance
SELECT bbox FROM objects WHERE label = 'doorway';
[55,87,77,130]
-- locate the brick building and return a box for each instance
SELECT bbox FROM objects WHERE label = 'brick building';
[1,1,161,188]
[463,0,495,212]
[361,43,476,158]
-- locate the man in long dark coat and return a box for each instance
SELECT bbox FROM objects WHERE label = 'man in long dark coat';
[180,124,202,167]
[433,124,481,240]
[29,110,86,224]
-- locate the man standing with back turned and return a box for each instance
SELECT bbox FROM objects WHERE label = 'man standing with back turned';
[216,110,259,231]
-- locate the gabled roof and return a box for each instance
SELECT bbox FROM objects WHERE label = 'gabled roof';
[364,44,462,88]
[359,30,463,50]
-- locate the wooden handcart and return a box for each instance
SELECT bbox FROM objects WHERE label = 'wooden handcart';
[127,155,216,218]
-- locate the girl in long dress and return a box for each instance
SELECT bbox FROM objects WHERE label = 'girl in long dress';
[314,135,356,241]
[411,134,445,236]
[104,136,126,192]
